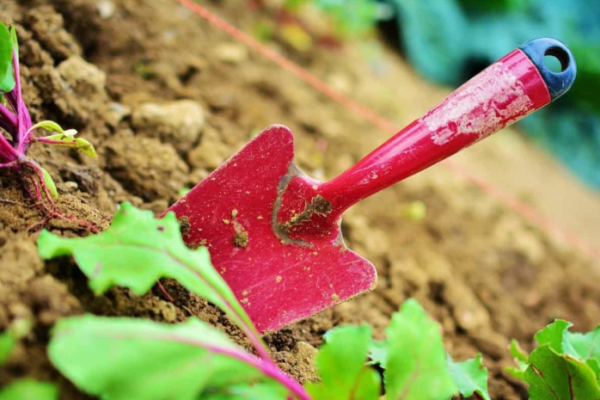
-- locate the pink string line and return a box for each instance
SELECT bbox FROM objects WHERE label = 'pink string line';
[174,0,600,264]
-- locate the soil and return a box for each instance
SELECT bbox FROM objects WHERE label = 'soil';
[1,0,599,399]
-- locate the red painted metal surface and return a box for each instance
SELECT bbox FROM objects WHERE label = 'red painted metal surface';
[166,49,551,332]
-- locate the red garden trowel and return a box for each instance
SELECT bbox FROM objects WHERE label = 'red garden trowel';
[165,38,576,332]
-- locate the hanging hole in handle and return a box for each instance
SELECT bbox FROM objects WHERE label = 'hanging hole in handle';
[544,46,570,73]
[519,37,577,101]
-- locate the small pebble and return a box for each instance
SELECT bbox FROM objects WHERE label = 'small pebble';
[97,1,115,19]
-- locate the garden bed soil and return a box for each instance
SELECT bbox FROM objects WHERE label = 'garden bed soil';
[1,1,600,399]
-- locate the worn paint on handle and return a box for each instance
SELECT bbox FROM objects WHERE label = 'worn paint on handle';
[423,58,535,146]
[312,49,551,223]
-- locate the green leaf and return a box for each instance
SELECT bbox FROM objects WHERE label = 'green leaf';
[37,203,255,335]
[306,325,380,400]
[0,24,15,93]
[202,382,289,399]
[29,120,67,134]
[49,316,271,400]
[534,320,600,375]
[9,26,17,57]
[383,299,457,400]
[510,339,529,362]
[0,330,15,365]
[0,379,58,400]
[565,326,600,360]
[41,167,58,199]
[506,339,528,381]
[447,354,491,400]
[534,319,575,354]
[368,339,388,367]
[526,344,600,400]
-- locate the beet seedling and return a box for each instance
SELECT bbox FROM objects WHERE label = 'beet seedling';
[38,204,491,400]
[508,320,600,398]
[0,24,96,226]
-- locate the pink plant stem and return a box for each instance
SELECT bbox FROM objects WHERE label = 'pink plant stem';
[25,161,56,204]
[35,137,76,146]
[156,280,175,302]
[179,255,273,361]
[222,298,272,362]
[11,50,32,153]
[124,332,313,399]
[167,335,313,400]
[0,160,17,168]
[0,134,18,161]
[0,103,17,135]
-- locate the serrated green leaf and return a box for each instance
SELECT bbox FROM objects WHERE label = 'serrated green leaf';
[526,344,600,400]
[447,354,491,400]
[49,316,272,400]
[0,24,14,94]
[560,325,600,378]
[0,379,58,400]
[202,381,289,400]
[0,330,15,365]
[535,320,600,376]
[566,326,600,363]
[383,299,457,400]
[37,203,254,335]
[534,320,576,355]
[306,325,380,400]
[40,167,58,199]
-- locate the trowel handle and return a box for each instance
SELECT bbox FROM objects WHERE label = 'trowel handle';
[319,38,576,218]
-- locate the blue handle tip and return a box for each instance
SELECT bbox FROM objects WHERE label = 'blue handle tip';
[519,37,577,102]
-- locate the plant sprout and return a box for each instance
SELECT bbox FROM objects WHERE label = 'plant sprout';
[0,24,97,229]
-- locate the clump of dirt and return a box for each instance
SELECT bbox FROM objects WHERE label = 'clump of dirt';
[0,1,599,399]
[233,231,249,248]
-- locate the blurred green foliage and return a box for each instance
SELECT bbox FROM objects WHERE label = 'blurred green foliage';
[284,0,379,37]
[381,0,600,189]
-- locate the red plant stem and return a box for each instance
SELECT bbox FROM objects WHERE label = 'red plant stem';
[11,50,32,154]
[27,173,43,201]
[164,334,313,400]
[0,134,18,161]
[0,160,17,168]
[156,280,175,302]
[5,90,17,121]
[228,351,311,400]
[24,160,55,203]
[0,102,17,134]
[168,249,273,361]
[0,118,15,137]
[35,137,76,146]
[221,296,272,362]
